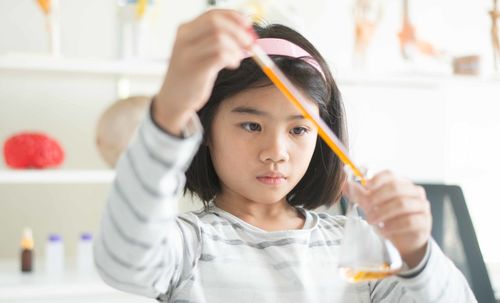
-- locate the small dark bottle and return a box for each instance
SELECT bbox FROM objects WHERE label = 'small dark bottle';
[20,228,34,273]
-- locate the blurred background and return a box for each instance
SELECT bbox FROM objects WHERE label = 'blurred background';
[0,0,499,301]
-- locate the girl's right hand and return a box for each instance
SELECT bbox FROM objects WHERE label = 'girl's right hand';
[154,9,255,136]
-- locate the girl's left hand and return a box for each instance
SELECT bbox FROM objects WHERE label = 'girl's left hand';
[344,170,432,269]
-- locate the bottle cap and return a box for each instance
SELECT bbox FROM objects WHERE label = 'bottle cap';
[48,234,63,242]
[21,228,34,250]
[80,232,93,241]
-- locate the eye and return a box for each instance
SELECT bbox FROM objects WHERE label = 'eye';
[240,122,262,132]
[290,127,309,136]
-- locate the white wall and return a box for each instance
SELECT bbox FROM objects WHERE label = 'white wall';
[1,0,499,266]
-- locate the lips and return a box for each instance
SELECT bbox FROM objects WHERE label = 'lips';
[256,172,287,185]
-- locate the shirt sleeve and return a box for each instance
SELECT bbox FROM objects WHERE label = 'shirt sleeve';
[369,239,478,302]
[93,105,203,299]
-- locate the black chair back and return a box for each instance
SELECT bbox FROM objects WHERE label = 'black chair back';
[420,183,495,303]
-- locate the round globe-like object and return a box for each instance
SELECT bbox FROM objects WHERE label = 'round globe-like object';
[96,96,150,167]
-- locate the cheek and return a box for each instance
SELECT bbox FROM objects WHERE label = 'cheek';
[209,134,254,176]
[214,148,245,170]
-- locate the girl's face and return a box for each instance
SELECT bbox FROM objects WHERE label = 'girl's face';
[209,85,319,206]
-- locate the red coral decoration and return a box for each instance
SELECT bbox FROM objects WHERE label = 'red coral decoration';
[3,133,64,169]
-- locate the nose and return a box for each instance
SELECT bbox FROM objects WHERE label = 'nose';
[259,131,290,164]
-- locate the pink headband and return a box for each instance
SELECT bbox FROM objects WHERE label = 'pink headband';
[243,38,326,80]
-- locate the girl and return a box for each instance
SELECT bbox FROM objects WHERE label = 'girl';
[94,9,476,302]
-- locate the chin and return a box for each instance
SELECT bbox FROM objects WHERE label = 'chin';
[249,184,297,204]
[248,192,289,205]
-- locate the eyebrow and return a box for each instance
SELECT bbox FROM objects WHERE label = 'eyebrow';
[230,106,304,120]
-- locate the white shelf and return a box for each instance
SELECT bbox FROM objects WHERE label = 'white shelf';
[0,259,151,302]
[0,54,166,76]
[1,54,499,86]
[0,170,115,184]
[337,71,500,88]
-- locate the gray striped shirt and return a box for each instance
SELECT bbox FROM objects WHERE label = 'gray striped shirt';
[94,110,477,302]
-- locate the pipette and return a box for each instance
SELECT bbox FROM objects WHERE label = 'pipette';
[249,41,367,185]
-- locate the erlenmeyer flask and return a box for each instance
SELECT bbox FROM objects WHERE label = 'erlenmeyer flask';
[338,170,403,283]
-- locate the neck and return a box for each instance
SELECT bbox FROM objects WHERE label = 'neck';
[214,192,304,232]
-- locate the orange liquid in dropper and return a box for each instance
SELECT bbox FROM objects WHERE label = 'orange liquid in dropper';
[260,66,366,185]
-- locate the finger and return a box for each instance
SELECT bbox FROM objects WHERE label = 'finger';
[369,182,425,208]
[195,32,245,70]
[211,14,254,50]
[365,170,393,189]
[366,197,430,225]
[343,180,369,205]
[214,9,253,29]
[366,170,410,191]
[187,10,254,50]
[367,175,423,206]
[378,213,431,236]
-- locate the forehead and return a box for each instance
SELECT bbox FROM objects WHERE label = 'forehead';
[219,85,319,117]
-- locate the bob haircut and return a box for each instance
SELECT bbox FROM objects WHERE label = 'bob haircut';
[185,23,347,210]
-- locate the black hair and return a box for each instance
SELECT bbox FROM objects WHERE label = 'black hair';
[185,23,347,210]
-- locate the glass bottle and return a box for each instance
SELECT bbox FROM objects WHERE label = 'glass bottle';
[338,168,403,282]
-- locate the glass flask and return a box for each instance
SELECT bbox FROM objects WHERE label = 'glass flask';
[338,168,403,283]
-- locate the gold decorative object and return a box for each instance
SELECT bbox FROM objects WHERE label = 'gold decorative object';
[489,0,500,70]
[352,0,383,68]
[398,0,438,60]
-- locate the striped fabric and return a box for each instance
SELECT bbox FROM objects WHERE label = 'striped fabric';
[94,110,477,302]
